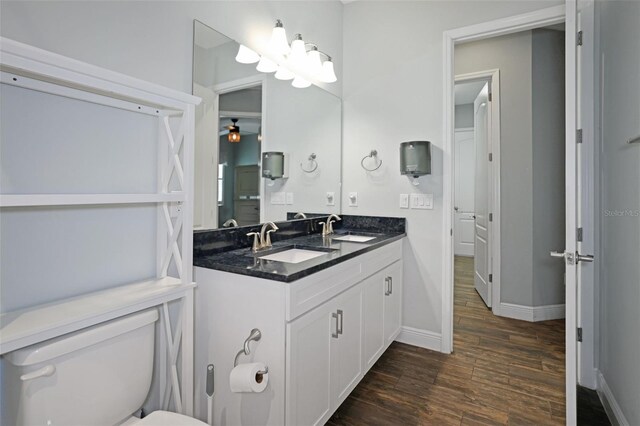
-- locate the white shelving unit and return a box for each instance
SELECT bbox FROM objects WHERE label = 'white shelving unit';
[0,37,201,415]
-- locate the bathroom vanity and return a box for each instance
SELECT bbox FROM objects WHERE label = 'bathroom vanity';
[193,215,405,425]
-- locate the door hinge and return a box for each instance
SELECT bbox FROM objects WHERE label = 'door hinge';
[577,129,583,144]
[489,274,493,283]
[489,213,493,222]
[488,92,492,102]
[577,31,583,46]
[450,228,453,236]
[577,227,583,242]
[577,327,583,342]
[489,153,493,162]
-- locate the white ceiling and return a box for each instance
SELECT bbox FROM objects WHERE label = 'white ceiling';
[455,81,486,105]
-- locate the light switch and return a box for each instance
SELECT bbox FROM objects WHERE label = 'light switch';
[326,192,335,206]
[348,192,358,207]
[410,193,434,210]
[400,194,409,209]
[424,193,434,209]
[286,192,294,205]
[270,191,286,205]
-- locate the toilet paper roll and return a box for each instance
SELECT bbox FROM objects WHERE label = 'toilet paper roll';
[229,362,269,393]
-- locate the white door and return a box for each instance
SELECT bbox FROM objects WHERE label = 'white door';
[454,129,476,256]
[473,83,491,307]
[550,1,586,422]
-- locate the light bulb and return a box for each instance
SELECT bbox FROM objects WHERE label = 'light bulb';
[290,34,307,66]
[307,47,323,77]
[256,56,278,73]
[235,45,260,64]
[268,20,290,56]
[292,76,311,88]
[274,66,295,80]
[319,59,337,83]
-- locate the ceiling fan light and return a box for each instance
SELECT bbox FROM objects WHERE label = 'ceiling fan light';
[256,56,278,73]
[235,44,260,64]
[228,118,241,143]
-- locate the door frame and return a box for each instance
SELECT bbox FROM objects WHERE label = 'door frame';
[442,4,566,354]
[209,74,267,226]
[454,70,501,311]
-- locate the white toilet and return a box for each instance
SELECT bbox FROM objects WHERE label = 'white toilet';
[1,309,207,426]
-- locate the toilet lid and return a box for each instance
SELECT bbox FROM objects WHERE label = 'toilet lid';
[136,410,208,426]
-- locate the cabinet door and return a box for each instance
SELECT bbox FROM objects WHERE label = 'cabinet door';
[286,300,335,426]
[330,284,363,409]
[362,271,385,370]
[383,260,403,345]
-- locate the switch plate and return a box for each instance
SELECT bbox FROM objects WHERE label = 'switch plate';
[399,194,409,209]
[410,193,434,210]
[326,192,335,206]
[286,192,294,205]
[270,191,286,205]
[348,192,358,207]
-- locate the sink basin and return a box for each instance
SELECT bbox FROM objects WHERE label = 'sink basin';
[258,248,329,264]
[332,234,376,243]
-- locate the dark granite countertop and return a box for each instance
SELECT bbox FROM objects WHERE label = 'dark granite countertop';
[193,229,405,283]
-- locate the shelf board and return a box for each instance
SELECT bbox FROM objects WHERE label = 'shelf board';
[0,193,185,207]
[0,277,195,355]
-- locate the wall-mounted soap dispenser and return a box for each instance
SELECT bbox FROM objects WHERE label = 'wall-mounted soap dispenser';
[400,141,431,185]
[262,151,288,180]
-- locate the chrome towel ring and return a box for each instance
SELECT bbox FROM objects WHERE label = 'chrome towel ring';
[300,153,318,173]
[361,150,382,172]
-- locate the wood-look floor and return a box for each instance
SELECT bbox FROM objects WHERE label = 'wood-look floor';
[328,256,566,425]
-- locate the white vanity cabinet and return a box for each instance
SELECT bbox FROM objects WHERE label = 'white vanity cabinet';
[194,238,403,426]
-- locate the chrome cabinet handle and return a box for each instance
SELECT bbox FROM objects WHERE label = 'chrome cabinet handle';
[331,312,339,338]
[389,277,393,295]
[337,309,343,335]
[384,277,390,296]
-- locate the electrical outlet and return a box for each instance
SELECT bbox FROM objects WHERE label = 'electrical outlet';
[399,194,409,209]
[348,192,358,207]
[326,192,335,206]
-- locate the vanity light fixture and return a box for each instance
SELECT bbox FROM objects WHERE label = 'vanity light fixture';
[256,56,278,73]
[291,76,311,89]
[268,19,291,56]
[228,118,241,143]
[245,20,338,87]
[235,45,260,64]
[274,65,295,81]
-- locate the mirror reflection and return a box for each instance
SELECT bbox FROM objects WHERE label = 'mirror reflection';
[192,20,342,229]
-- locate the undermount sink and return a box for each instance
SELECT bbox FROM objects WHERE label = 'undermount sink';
[332,234,376,243]
[258,248,329,264]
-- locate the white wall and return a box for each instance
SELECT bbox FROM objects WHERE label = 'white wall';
[342,0,562,340]
[597,0,640,424]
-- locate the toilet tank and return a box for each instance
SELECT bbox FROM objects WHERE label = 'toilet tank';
[1,309,158,426]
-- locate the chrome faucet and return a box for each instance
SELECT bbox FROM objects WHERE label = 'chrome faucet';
[247,222,279,253]
[294,212,307,219]
[223,218,238,227]
[318,214,341,237]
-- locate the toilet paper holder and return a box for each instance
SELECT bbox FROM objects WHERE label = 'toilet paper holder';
[233,328,269,374]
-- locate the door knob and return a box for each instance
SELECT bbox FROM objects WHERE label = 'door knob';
[454,206,459,211]
[550,251,566,258]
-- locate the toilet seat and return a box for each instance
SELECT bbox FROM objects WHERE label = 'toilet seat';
[135,410,208,426]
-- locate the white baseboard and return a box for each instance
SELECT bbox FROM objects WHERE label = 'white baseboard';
[395,326,442,352]
[598,371,630,426]
[498,303,565,322]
